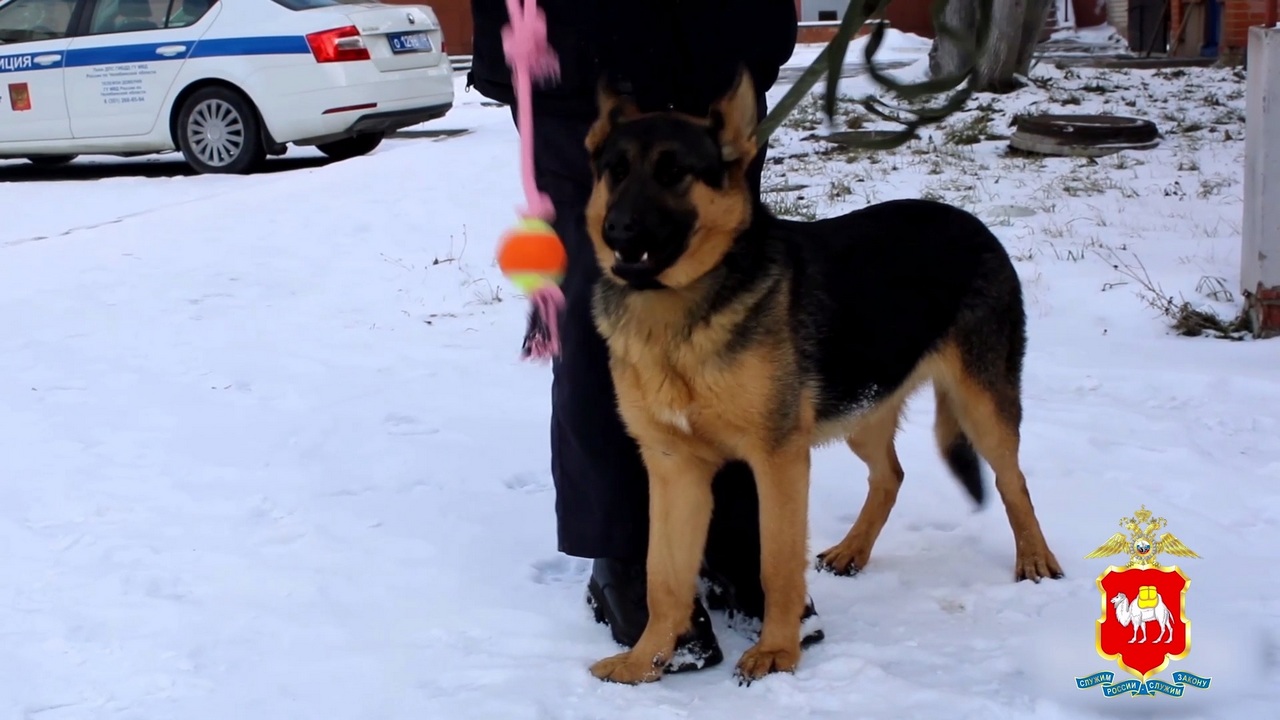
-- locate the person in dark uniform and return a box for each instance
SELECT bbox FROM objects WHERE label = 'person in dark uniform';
[467,0,822,670]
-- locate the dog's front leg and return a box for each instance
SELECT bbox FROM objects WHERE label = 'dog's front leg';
[736,440,811,685]
[589,443,717,684]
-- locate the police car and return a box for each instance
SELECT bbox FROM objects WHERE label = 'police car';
[0,0,454,173]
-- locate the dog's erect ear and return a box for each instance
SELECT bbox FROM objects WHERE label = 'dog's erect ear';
[708,67,758,166]
[585,78,639,157]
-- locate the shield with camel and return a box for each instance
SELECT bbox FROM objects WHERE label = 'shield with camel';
[1095,565,1191,681]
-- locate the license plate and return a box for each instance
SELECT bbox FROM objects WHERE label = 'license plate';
[387,31,433,54]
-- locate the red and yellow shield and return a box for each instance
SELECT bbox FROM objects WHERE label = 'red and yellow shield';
[8,82,31,112]
[1095,565,1190,681]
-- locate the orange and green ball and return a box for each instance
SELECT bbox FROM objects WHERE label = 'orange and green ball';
[497,218,567,294]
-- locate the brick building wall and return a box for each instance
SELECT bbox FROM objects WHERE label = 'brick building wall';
[427,0,474,56]
[1223,0,1275,50]
[1169,0,1276,59]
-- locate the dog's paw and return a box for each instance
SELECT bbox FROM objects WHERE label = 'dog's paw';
[815,542,868,577]
[1014,546,1065,583]
[734,642,801,686]
[590,650,665,685]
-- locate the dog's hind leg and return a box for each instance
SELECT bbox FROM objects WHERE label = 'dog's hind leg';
[735,438,812,684]
[589,445,720,684]
[815,399,906,577]
[937,343,1063,582]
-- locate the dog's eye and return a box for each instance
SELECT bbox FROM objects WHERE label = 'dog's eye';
[653,152,688,187]
[607,155,630,184]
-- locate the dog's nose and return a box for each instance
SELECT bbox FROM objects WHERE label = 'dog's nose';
[604,215,649,265]
[604,216,638,245]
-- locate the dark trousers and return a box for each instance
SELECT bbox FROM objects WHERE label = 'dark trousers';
[517,97,770,600]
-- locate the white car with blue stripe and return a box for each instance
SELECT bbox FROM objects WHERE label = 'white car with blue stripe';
[0,0,454,173]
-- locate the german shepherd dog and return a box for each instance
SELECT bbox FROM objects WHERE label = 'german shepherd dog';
[581,70,1063,686]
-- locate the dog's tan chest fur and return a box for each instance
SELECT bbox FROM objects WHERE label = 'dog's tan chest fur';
[598,293,785,457]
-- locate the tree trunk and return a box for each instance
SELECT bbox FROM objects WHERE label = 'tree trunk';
[927,0,1055,93]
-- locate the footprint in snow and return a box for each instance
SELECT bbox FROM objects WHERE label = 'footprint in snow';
[383,412,439,437]
[186,292,234,305]
[530,556,591,586]
[905,519,960,533]
[503,472,550,493]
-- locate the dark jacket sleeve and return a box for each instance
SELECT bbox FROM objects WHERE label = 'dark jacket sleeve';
[468,0,797,119]
[468,0,603,119]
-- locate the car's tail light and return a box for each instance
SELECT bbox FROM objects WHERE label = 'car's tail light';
[306,26,370,63]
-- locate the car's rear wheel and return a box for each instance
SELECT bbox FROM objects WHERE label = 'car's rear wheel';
[315,132,384,161]
[176,87,266,175]
[26,155,77,166]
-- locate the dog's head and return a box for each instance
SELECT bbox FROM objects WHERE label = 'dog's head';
[583,69,759,291]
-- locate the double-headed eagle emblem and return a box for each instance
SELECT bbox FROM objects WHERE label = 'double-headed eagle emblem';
[1084,505,1201,568]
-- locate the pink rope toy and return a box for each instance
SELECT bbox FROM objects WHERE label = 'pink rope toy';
[498,0,565,362]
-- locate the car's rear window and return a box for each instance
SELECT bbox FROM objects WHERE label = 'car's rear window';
[271,0,371,10]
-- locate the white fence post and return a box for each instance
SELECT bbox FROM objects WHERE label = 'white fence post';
[1243,25,1280,338]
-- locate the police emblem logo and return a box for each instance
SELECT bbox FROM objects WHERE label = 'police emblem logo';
[1075,505,1213,697]
[8,82,31,112]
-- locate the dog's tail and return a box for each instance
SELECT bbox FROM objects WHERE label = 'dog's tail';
[933,387,985,506]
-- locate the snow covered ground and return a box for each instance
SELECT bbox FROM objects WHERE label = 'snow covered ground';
[3,34,1279,720]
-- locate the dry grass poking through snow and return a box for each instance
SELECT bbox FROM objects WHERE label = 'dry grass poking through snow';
[762,62,1252,339]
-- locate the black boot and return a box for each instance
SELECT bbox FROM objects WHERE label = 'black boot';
[700,566,826,648]
[585,558,724,673]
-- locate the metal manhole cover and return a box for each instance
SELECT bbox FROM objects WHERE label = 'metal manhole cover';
[1009,113,1160,157]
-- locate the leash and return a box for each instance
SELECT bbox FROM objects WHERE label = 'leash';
[755,0,991,150]
[502,0,558,220]
[499,0,565,362]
